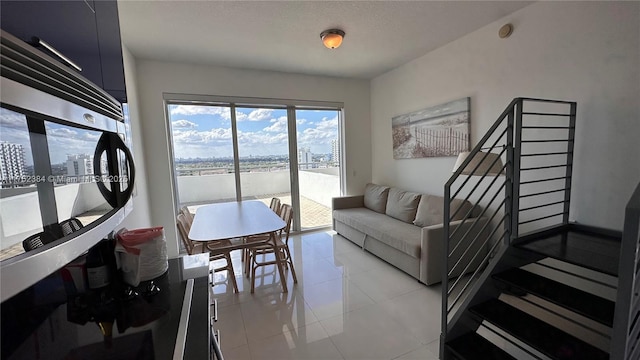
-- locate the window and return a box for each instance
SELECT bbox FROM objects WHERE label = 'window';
[165,95,343,231]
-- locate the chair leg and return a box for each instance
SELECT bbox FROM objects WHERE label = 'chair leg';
[283,246,297,283]
[250,252,257,294]
[225,253,239,293]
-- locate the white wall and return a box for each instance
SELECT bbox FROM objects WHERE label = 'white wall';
[120,46,152,230]
[370,1,640,230]
[134,61,370,257]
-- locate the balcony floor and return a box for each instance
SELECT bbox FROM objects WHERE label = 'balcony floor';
[184,193,333,230]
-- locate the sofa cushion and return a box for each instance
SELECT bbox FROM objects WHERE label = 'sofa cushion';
[333,208,421,258]
[413,195,474,227]
[385,188,421,223]
[363,183,390,214]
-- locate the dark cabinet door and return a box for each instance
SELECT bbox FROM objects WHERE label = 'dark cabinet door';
[95,0,126,103]
[1,0,126,103]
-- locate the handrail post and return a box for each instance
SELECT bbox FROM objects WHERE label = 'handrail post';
[563,102,577,225]
[505,104,515,245]
[440,183,451,358]
[510,100,523,241]
[611,181,640,359]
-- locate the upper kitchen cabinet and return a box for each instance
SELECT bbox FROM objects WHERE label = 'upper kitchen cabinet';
[0,0,127,103]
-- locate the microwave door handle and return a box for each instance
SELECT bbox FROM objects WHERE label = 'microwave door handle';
[94,133,135,208]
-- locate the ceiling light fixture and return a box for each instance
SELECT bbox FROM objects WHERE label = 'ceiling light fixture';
[320,29,345,49]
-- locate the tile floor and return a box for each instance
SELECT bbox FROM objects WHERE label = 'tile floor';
[209,230,442,360]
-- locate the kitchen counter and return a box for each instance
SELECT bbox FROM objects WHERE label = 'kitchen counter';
[1,254,211,360]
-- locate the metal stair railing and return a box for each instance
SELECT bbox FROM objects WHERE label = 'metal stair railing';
[611,181,640,360]
[441,97,577,357]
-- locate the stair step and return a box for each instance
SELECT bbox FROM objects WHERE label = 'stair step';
[515,226,621,276]
[470,299,609,360]
[446,332,516,360]
[494,267,615,327]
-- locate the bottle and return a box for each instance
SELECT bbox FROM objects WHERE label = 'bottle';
[86,240,112,289]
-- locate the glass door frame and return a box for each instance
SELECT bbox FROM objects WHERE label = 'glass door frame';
[164,93,344,233]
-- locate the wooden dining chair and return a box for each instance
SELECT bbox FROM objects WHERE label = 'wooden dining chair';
[243,197,281,274]
[248,203,297,293]
[179,206,194,226]
[269,197,281,214]
[177,213,239,293]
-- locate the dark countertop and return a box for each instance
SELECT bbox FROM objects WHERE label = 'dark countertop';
[1,254,210,360]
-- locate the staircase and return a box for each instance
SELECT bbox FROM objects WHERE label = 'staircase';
[440,98,640,360]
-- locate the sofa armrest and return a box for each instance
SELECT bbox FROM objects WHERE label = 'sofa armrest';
[419,217,490,285]
[332,195,364,210]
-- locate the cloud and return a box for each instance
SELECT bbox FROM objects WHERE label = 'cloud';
[264,116,288,133]
[48,127,78,138]
[297,115,338,146]
[172,119,199,129]
[170,104,239,121]
[297,118,307,125]
[173,128,233,145]
[246,108,273,121]
[0,110,28,130]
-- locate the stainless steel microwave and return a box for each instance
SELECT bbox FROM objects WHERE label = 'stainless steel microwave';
[0,30,135,301]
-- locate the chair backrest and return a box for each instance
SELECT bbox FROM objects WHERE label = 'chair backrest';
[60,218,84,236]
[180,206,194,226]
[176,213,196,255]
[278,204,293,241]
[269,197,281,214]
[22,231,56,251]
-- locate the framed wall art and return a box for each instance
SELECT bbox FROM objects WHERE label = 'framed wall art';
[392,97,470,159]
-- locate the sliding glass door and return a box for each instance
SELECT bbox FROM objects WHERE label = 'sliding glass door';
[235,106,291,204]
[166,97,342,232]
[294,109,341,229]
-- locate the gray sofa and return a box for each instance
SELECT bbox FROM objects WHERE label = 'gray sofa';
[332,183,489,285]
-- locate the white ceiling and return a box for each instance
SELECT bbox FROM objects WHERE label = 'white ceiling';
[118,1,532,79]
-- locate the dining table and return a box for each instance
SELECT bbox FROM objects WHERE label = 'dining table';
[188,200,289,293]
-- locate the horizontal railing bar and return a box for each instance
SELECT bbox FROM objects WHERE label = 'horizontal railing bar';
[447,215,506,297]
[519,200,568,212]
[521,126,575,129]
[519,97,576,105]
[521,112,572,117]
[519,187,570,198]
[521,139,574,143]
[520,176,570,185]
[521,164,568,171]
[521,152,571,157]
[448,229,507,312]
[518,212,567,225]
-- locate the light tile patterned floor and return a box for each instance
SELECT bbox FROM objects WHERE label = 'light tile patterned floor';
[209,230,443,360]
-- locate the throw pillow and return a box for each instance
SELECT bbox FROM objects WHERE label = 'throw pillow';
[413,195,474,227]
[363,183,390,213]
[385,188,421,223]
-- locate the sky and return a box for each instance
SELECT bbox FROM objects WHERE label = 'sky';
[0,104,340,166]
[169,105,340,160]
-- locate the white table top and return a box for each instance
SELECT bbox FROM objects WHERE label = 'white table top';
[189,201,285,241]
